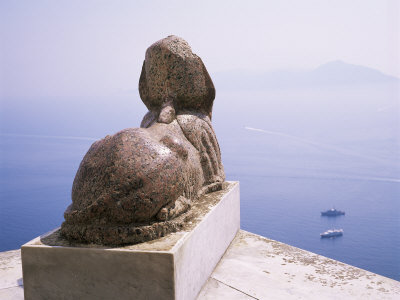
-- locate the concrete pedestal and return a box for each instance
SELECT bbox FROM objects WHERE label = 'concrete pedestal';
[21,182,240,300]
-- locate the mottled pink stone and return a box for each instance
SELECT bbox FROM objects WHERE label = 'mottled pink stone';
[60,36,225,246]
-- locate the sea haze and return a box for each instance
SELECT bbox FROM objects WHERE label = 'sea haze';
[0,62,399,280]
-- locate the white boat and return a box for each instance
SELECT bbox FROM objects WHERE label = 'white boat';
[321,208,345,216]
[320,229,343,238]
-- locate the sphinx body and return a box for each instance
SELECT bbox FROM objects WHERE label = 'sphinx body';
[61,36,224,245]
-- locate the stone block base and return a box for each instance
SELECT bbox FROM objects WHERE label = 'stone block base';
[21,182,240,300]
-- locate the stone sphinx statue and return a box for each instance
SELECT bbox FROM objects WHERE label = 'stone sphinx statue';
[60,36,225,245]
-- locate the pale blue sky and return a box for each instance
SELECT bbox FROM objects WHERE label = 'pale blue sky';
[1,0,399,98]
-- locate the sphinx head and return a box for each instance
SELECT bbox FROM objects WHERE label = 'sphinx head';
[139,35,215,119]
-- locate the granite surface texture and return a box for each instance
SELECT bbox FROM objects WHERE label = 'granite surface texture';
[61,35,225,245]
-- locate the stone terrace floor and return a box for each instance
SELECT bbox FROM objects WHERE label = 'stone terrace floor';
[1,230,399,299]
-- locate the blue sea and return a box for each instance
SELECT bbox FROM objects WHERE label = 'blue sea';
[1,85,399,281]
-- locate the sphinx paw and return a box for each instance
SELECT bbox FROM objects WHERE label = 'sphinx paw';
[156,207,169,221]
[156,196,191,221]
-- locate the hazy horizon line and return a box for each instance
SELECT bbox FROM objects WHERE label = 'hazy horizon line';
[0,133,99,141]
[213,60,400,79]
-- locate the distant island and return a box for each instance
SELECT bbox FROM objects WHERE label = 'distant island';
[212,60,399,90]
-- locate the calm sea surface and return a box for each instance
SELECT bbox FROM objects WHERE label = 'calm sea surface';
[1,84,399,280]
[0,132,399,281]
